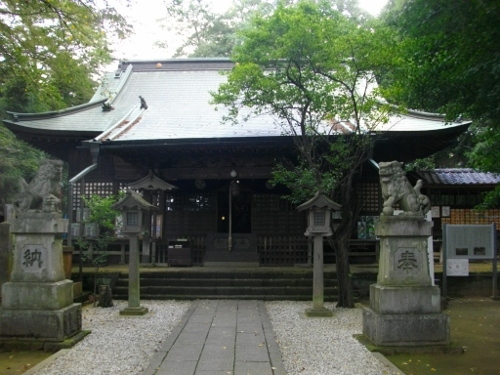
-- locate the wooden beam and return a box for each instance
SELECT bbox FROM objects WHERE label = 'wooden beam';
[160,166,274,180]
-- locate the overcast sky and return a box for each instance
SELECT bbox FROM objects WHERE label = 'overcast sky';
[109,0,389,65]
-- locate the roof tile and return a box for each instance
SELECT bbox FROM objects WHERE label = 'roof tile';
[4,59,472,142]
[418,169,500,185]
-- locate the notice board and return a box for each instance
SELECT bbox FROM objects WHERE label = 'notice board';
[444,224,496,260]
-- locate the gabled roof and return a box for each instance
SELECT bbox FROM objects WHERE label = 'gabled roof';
[3,58,471,146]
[112,189,158,211]
[128,171,178,191]
[297,191,342,211]
[417,169,500,186]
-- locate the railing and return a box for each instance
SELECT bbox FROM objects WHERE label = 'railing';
[257,236,309,265]
[119,235,378,266]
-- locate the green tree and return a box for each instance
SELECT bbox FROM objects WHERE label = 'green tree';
[382,0,500,184]
[0,0,131,113]
[76,193,122,297]
[162,0,371,58]
[212,0,396,307]
[0,0,131,207]
[161,0,270,57]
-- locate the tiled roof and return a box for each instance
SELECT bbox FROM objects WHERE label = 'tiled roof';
[418,169,500,185]
[3,58,472,142]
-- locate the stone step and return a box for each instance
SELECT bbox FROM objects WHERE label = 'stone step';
[111,271,339,301]
[114,285,337,295]
[116,277,337,288]
[130,294,338,301]
[132,270,335,279]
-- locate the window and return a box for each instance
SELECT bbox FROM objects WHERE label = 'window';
[313,211,325,226]
[126,212,139,226]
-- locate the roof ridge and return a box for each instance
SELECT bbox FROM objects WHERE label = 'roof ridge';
[6,99,106,121]
[432,168,475,172]
[418,168,500,185]
[118,58,234,72]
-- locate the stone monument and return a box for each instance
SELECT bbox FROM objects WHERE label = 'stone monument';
[0,159,84,351]
[362,161,449,347]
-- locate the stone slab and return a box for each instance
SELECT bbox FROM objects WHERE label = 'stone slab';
[142,300,286,375]
[10,237,65,282]
[0,330,90,353]
[73,281,82,298]
[158,359,197,375]
[354,334,465,355]
[362,306,449,346]
[375,217,433,237]
[369,284,442,314]
[235,360,274,375]
[0,223,13,295]
[120,306,149,316]
[2,280,74,310]
[305,307,334,317]
[0,303,82,341]
[10,214,68,234]
[197,344,234,372]
[236,332,270,362]
[377,237,432,286]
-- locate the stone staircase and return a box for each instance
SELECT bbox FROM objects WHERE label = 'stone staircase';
[112,269,338,301]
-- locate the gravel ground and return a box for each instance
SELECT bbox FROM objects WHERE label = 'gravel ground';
[32,300,398,375]
[266,301,399,375]
[33,301,191,375]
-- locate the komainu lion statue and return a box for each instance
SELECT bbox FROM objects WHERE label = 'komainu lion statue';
[15,159,63,213]
[379,161,430,217]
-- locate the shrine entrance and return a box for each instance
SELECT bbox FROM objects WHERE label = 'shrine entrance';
[204,182,257,265]
[217,189,252,234]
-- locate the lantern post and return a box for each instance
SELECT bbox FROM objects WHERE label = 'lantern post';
[298,191,341,317]
[112,190,158,316]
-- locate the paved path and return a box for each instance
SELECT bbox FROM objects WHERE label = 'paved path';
[142,300,286,375]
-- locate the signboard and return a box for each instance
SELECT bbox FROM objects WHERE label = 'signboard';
[446,259,469,276]
[431,206,440,218]
[444,224,495,260]
[442,223,498,300]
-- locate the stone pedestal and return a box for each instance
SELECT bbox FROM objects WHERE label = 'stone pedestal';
[120,234,148,316]
[305,235,333,317]
[0,213,82,347]
[362,216,449,347]
[0,222,13,297]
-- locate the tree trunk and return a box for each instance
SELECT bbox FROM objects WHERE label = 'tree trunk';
[332,158,365,308]
[333,230,354,308]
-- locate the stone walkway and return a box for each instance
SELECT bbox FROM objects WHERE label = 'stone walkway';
[141,300,286,375]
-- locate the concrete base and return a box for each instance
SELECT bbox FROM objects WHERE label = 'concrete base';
[304,307,333,317]
[0,303,82,341]
[354,334,464,355]
[369,284,442,314]
[363,216,450,348]
[120,306,149,316]
[362,306,449,346]
[2,280,74,310]
[0,330,90,352]
[73,281,83,299]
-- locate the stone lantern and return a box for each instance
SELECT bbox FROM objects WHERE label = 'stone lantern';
[298,191,341,317]
[128,171,177,263]
[112,190,158,315]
